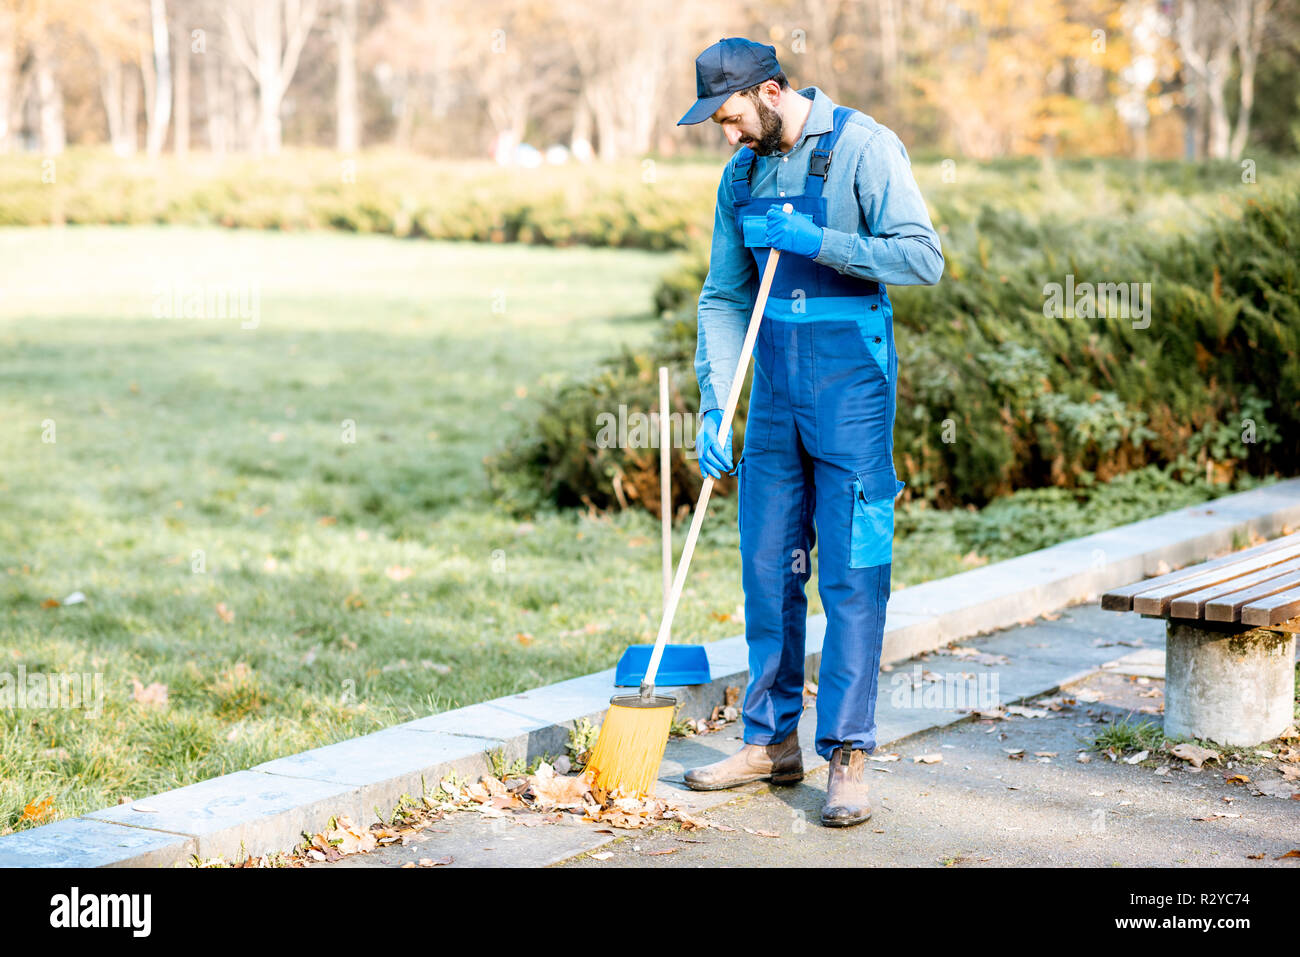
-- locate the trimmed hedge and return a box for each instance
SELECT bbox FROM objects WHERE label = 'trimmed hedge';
[0,148,716,251]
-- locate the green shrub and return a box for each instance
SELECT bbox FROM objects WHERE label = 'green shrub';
[495,166,1299,512]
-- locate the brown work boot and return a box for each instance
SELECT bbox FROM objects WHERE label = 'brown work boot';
[821,745,871,827]
[682,729,803,791]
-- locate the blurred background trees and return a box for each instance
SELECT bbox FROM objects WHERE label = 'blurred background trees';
[1,0,1296,161]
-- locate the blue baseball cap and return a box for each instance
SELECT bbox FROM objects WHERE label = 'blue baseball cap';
[677,37,783,126]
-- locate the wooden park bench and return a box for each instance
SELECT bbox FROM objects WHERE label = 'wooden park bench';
[1102,533,1300,747]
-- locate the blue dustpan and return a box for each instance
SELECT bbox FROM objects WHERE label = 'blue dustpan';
[614,644,710,688]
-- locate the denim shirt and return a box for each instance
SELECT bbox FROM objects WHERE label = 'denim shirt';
[694,86,944,415]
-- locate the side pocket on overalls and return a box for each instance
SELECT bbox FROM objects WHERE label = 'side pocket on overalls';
[857,306,889,380]
[849,465,905,569]
[735,454,745,553]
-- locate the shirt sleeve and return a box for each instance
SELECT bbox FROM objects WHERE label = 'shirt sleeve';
[694,165,758,415]
[813,128,944,286]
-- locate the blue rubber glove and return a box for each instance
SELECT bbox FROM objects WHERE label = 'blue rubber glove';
[694,409,734,480]
[765,206,824,258]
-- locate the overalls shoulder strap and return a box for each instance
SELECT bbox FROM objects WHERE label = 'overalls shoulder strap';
[804,105,859,199]
[730,146,756,204]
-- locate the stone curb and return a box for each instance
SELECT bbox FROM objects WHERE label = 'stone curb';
[3,478,1297,867]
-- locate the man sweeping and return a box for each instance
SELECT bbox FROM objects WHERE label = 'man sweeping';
[678,38,943,827]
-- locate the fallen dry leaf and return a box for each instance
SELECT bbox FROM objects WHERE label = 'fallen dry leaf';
[131,678,169,708]
[914,754,943,764]
[1005,705,1049,719]
[1252,779,1300,799]
[215,602,235,623]
[1225,774,1251,786]
[589,852,613,861]
[527,762,593,809]
[1276,850,1300,860]
[1168,743,1220,769]
[19,796,55,823]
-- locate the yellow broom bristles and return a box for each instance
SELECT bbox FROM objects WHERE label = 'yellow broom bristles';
[585,700,675,798]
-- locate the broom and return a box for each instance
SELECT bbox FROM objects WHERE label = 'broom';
[584,205,791,798]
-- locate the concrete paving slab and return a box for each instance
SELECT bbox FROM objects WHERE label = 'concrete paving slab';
[1102,648,1168,678]
[0,817,196,868]
[556,696,1300,869]
[85,770,363,862]
[254,727,507,814]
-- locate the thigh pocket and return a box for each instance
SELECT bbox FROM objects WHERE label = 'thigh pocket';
[849,465,905,569]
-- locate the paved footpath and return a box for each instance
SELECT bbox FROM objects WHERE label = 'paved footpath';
[320,604,1300,869]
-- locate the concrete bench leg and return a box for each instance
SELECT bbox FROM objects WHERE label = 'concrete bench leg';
[1164,621,1296,747]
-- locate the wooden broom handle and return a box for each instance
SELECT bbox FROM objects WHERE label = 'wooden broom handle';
[659,366,672,617]
[641,208,789,695]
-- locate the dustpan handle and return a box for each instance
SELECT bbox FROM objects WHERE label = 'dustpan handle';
[641,210,789,695]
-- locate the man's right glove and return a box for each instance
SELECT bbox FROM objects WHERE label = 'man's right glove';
[694,408,735,480]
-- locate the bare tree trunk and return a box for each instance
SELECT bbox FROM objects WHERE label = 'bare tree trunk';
[145,0,172,155]
[234,49,257,150]
[98,55,127,154]
[392,69,415,150]
[1205,42,1231,159]
[202,36,227,153]
[123,62,141,154]
[878,0,902,111]
[32,36,65,155]
[1176,0,1233,160]
[0,4,14,153]
[332,0,358,152]
[1227,0,1271,159]
[225,0,319,154]
[174,17,190,155]
[570,90,592,160]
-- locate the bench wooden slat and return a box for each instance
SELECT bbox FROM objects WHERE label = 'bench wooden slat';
[1100,534,1300,612]
[1203,566,1300,621]
[1129,541,1300,615]
[1241,585,1300,627]
[1170,556,1300,618]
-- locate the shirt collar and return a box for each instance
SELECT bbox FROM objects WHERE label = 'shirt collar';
[791,86,834,149]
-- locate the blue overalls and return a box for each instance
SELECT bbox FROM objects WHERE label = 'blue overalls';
[733,105,905,760]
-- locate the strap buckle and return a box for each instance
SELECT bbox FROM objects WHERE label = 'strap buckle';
[807,148,832,178]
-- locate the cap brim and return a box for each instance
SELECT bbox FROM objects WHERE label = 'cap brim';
[676,92,732,126]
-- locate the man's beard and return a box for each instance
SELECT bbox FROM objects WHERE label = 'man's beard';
[745,97,784,156]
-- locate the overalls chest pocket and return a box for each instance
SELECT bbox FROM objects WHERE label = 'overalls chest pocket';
[741,216,768,249]
[849,465,905,569]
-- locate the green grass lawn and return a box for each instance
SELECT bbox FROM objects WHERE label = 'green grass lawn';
[0,224,1248,832]
[1,226,722,828]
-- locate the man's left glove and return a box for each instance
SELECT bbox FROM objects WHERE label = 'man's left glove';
[764,206,824,259]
